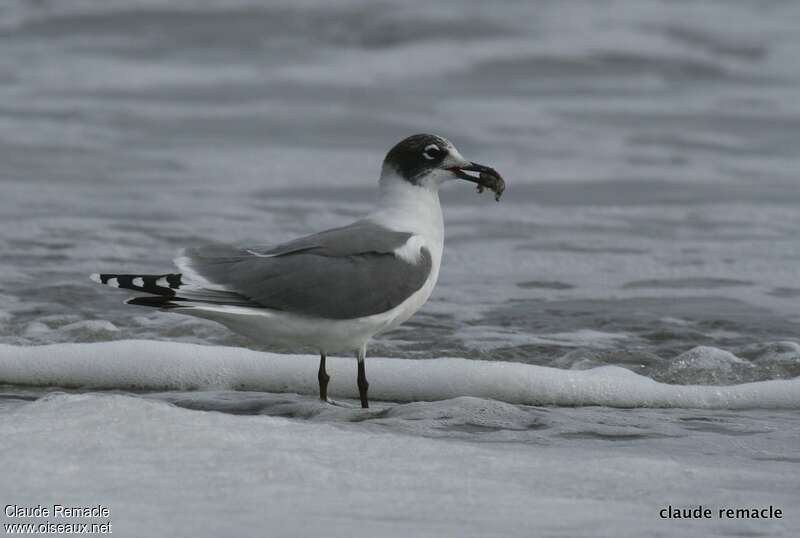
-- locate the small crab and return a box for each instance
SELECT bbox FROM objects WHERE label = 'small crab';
[475,169,506,202]
[449,163,506,202]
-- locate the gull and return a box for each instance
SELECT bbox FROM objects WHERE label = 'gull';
[91,134,505,408]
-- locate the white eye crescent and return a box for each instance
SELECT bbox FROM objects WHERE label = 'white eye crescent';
[423,144,444,160]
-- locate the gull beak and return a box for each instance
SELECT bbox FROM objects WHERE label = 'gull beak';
[448,161,506,201]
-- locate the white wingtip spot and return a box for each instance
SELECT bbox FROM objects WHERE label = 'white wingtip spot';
[89,273,102,284]
[156,277,169,287]
[107,277,120,288]
[133,277,144,287]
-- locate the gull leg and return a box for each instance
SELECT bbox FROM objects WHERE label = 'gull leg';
[356,345,369,409]
[318,352,330,402]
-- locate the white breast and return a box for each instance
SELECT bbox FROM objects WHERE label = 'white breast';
[364,174,445,333]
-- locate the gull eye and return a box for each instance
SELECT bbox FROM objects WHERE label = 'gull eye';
[422,144,445,161]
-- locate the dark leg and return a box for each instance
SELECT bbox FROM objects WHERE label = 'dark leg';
[318,352,330,402]
[356,347,369,409]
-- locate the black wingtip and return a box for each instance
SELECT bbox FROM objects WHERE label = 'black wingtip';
[125,296,183,309]
[91,273,183,295]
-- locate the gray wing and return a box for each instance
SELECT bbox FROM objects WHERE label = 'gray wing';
[181,220,432,320]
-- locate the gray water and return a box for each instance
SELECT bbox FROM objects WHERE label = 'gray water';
[2,0,800,381]
[0,1,799,536]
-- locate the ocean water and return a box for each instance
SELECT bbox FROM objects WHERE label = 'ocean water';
[1,0,799,536]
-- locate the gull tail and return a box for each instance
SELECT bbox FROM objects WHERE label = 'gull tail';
[90,273,255,309]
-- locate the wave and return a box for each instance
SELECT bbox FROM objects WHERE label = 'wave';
[1,341,798,409]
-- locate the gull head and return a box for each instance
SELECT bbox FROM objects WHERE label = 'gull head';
[381,134,505,201]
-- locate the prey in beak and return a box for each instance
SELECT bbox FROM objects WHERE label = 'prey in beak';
[448,162,506,201]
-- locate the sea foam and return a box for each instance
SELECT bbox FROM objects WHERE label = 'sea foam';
[1,341,798,409]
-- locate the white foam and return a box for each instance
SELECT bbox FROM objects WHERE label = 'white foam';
[57,320,119,333]
[1,341,798,409]
[4,391,794,538]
